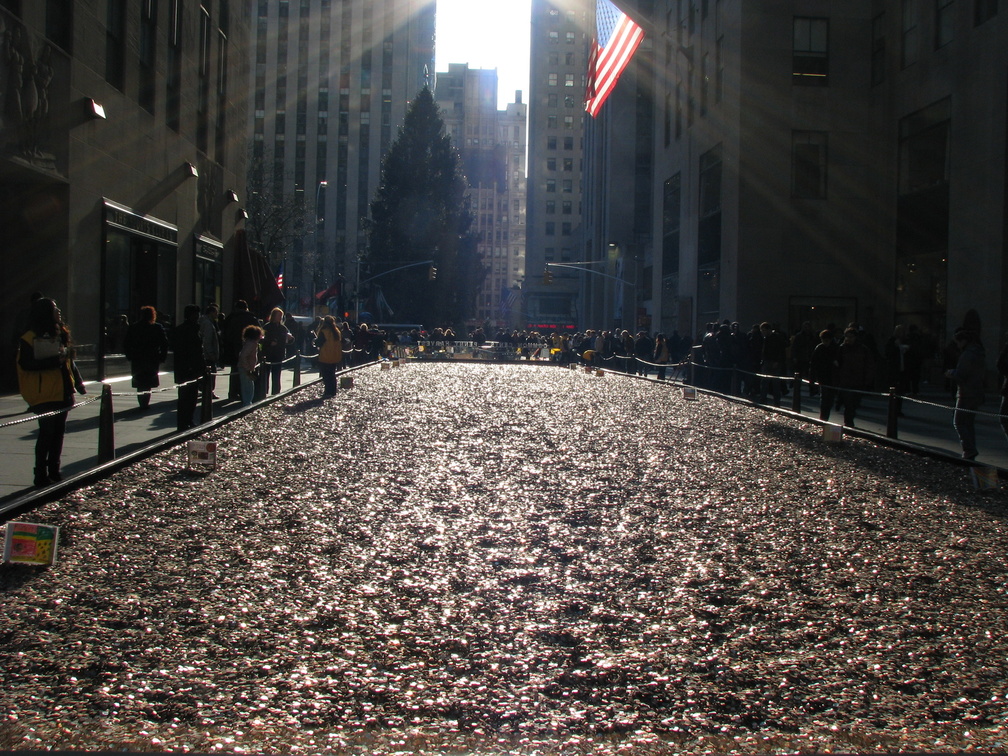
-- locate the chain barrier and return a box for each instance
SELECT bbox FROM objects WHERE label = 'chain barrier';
[0,395,102,429]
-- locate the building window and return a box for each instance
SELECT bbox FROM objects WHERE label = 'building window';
[563,158,573,171]
[561,222,571,236]
[792,17,828,85]
[548,93,558,106]
[105,0,126,91]
[547,136,557,149]
[563,137,574,150]
[139,0,157,113]
[871,13,886,86]
[792,131,828,199]
[566,31,575,43]
[549,30,559,43]
[563,115,574,128]
[546,222,556,236]
[548,115,558,128]
[548,72,558,86]
[562,179,572,193]
[547,158,557,171]
[546,179,556,192]
[46,0,72,51]
[562,200,572,214]
[935,0,954,46]
[564,73,575,87]
[167,0,183,131]
[546,201,556,214]
[902,0,919,67]
[975,0,998,24]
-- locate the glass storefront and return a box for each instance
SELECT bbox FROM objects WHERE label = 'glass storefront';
[101,200,178,363]
[194,236,224,310]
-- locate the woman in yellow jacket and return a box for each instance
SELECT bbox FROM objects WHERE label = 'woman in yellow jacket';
[314,315,343,397]
[17,298,86,486]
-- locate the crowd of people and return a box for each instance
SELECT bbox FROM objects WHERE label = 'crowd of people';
[13,296,1008,487]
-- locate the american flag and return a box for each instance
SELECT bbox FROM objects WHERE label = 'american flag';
[275,262,284,290]
[585,0,644,118]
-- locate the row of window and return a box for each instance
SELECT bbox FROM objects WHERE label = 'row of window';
[544,222,574,236]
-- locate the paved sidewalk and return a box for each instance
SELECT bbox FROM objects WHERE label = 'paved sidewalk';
[0,363,321,501]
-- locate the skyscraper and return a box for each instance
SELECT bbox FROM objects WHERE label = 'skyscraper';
[435,64,527,330]
[249,0,435,316]
[525,0,592,332]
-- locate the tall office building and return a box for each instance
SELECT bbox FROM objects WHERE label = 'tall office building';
[524,0,592,332]
[2,1,251,387]
[435,63,527,331]
[250,0,435,315]
[645,0,1007,355]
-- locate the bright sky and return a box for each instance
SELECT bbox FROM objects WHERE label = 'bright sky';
[434,0,532,110]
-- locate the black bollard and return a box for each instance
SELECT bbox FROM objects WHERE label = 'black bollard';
[791,372,802,413]
[98,384,115,463]
[293,352,301,387]
[886,387,899,438]
[201,372,214,424]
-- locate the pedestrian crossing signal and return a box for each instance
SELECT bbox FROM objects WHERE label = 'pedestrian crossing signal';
[543,267,553,285]
[428,266,437,280]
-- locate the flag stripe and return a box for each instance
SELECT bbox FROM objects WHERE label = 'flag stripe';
[584,0,644,117]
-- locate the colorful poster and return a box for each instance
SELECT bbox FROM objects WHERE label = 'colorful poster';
[3,522,59,566]
[187,440,218,470]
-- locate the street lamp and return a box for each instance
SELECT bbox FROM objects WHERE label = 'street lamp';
[313,180,327,314]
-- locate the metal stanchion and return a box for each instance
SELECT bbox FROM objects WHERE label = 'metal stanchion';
[791,372,802,413]
[201,372,214,424]
[98,384,115,463]
[293,352,301,387]
[886,387,900,438]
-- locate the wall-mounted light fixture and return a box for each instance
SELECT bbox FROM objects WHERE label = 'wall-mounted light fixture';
[85,98,106,120]
[225,189,240,204]
[184,162,199,178]
[236,208,249,221]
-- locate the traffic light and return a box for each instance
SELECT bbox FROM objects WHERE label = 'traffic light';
[543,267,553,285]
[428,265,437,280]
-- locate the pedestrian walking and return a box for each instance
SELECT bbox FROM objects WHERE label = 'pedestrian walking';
[810,329,839,421]
[835,327,875,427]
[16,297,86,486]
[758,322,788,406]
[199,303,220,399]
[997,333,1008,443]
[653,334,670,381]
[946,326,986,461]
[171,305,206,431]
[123,305,168,409]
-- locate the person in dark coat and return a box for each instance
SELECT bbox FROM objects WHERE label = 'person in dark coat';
[262,307,294,395]
[810,329,840,421]
[835,327,875,427]
[124,305,169,409]
[172,304,206,431]
[221,300,260,401]
[946,326,986,461]
[758,322,788,406]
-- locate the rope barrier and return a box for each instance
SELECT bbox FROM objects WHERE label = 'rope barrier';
[686,359,1008,421]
